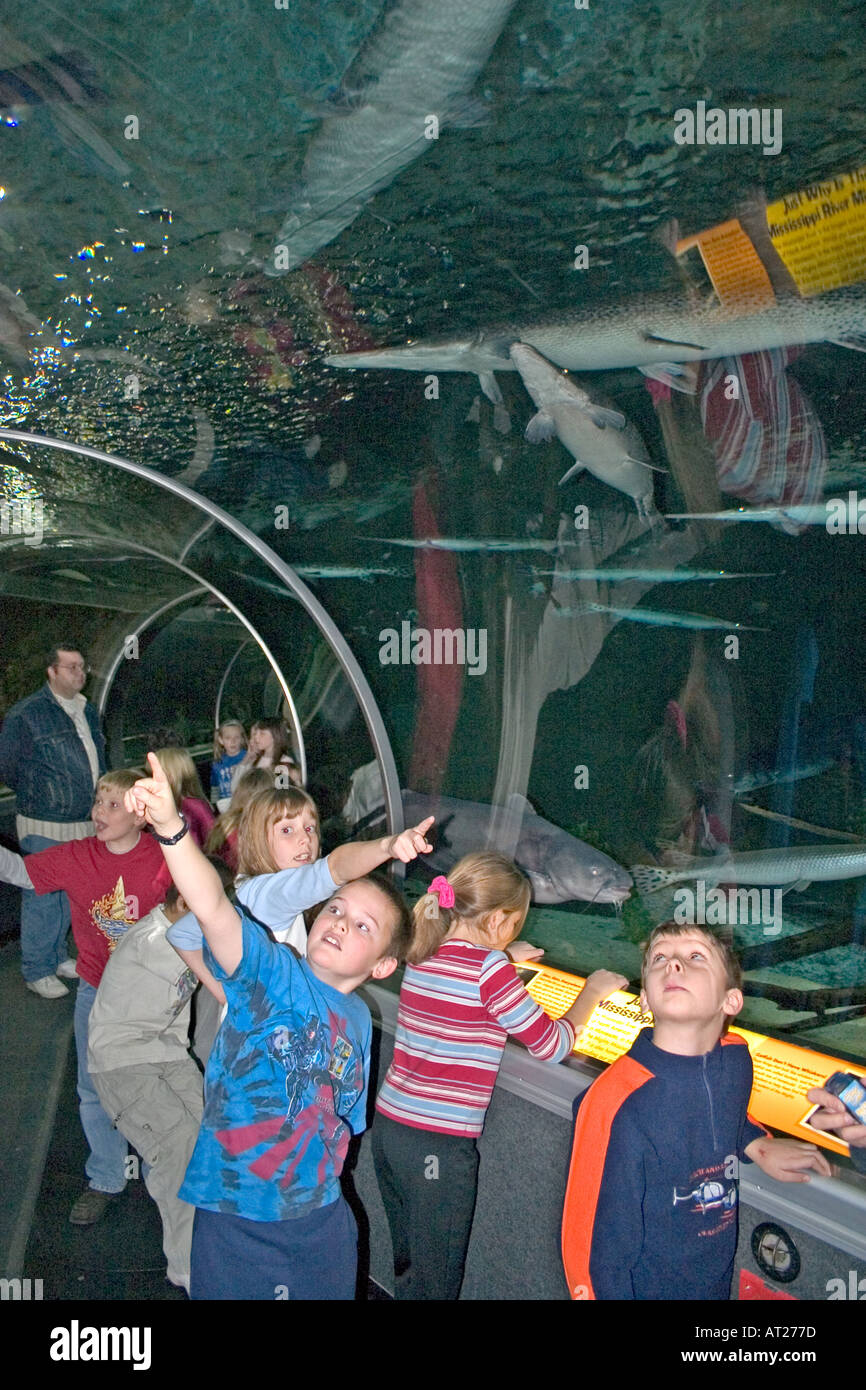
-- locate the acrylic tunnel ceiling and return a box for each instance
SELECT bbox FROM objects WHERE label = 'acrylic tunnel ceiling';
[4,0,866,1043]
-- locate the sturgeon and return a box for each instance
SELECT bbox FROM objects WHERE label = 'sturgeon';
[325,283,866,401]
[268,0,518,272]
[632,842,866,895]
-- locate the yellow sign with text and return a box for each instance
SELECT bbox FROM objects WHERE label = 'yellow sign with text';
[766,166,866,296]
[520,963,855,1158]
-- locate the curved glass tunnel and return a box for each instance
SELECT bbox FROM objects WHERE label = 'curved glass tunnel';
[0,432,401,831]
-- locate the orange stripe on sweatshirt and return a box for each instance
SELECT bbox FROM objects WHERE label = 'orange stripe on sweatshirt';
[561,1056,653,1301]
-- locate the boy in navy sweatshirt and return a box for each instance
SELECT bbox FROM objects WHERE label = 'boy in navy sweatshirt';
[561,921,831,1300]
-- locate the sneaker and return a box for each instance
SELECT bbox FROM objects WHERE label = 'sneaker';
[55,958,79,980]
[26,975,69,999]
[69,1188,121,1226]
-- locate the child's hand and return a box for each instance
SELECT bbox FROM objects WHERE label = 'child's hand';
[506,941,545,964]
[806,1085,866,1148]
[565,969,628,1040]
[386,817,434,864]
[125,752,181,833]
[744,1136,833,1183]
[582,969,629,1001]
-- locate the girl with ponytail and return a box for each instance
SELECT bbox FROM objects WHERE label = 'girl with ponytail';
[372,851,626,1300]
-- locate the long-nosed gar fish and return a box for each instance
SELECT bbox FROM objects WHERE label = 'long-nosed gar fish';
[632,842,866,894]
[509,343,660,519]
[233,567,404,592]
[731,758,836,796]
[666,506,832,526]
[372,536,560,552]
[325,283,866,402]
[535,567,770,583]
[267,0,517,272]
[585,602,761,631]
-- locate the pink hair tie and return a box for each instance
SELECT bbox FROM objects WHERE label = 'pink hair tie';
[429,876,455,909]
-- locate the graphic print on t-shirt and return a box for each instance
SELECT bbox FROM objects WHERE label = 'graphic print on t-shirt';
[215,1012,361,1190]
[90,875,139,951]
[672,1159,738,1238]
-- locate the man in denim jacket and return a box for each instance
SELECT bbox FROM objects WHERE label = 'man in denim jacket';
[0,644,106,998]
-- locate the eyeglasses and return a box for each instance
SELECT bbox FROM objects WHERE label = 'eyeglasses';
[54,661,90,673]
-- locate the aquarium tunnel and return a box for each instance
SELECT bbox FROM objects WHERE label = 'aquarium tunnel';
[0,0,865,1311]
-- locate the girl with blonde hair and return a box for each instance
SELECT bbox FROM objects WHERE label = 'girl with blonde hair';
[373,850,627,1301]
[204,768,272,873]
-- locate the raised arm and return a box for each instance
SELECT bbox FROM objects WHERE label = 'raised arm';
[126,753,242,975]
[326,817,435,884]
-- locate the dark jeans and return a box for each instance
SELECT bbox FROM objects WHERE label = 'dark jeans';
[372,1112,479,1301]
[19,833,72,981]
[190,1196,357,1301]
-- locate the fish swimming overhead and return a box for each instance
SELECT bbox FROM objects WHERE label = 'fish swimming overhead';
[232,566,404,593]
[267,0,518,272]
[510,343,661,519]
[293,565,405,581]
[355,790,633,906]
[325,282,866,400]
[372,536,560,552]
[664,505,834,525]
[632,842,866,895]
[731,757,836,796]
[585,603,761,632]
[534,567,770,584]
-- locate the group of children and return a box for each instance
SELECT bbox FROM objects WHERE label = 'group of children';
[4,738,863,1301]
[210,718,302,811]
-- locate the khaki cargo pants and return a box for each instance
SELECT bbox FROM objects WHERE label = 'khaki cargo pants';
[93,1059,204,1291]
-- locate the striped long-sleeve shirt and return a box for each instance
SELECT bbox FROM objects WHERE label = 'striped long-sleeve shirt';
[376,940,576,1137]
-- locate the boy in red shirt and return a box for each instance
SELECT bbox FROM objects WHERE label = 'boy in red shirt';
[0,768,171,1224]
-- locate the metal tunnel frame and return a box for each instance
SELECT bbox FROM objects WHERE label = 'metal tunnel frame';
[34,526,308,784]
[213,638,252,734]
[92,575,307,785]
[0,430,404,836]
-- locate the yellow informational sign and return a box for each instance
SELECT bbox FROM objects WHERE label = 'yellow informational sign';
[675,219,777,311]
[765,166,866,297]
[519,963,857,1157]
[675,165,866,308]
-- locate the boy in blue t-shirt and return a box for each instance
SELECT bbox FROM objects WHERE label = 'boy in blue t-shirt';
[127,752,433,1301]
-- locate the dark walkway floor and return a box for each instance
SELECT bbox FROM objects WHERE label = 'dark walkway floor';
[22,1046,187,1302]
[0,906,184,1300]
